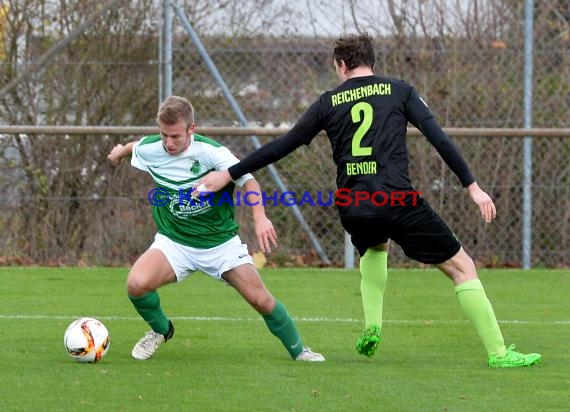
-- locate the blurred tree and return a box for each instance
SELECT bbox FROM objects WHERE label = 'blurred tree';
[0,0,159,263]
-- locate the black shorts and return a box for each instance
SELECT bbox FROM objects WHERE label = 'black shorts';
[340,197,461,264]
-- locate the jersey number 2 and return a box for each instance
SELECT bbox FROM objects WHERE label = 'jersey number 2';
[351,102,373,156]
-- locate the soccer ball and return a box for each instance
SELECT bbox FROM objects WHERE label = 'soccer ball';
[64,317,110,363]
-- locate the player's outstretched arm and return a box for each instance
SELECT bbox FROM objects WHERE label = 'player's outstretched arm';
[197,169,232,194]
[197,130,309,194]
[467,181,497,223]
[417,117,496,222]
[107,141,136,166]
[242,177,278,254]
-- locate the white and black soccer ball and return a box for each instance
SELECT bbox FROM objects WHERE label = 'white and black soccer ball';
[64,317,110,363]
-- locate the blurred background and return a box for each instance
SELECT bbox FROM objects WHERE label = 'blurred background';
[0,0,568,268]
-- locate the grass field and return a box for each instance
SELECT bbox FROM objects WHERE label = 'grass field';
[1,267,568,411]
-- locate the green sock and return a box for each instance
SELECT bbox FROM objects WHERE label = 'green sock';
[262,301,303,359]
[129,291,170,335]
[455,279,507,357]
[359,249,388,328]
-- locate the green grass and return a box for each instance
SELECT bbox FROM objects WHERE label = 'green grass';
[1,267,568,412]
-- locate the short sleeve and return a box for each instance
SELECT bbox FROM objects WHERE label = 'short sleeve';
[209,145,254,187]
[130,140,147,171]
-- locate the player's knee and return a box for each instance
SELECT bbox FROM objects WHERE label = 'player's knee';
[126,273,149,296]
[248,292,275,314]
[456,248,476,273]
[441,248,478,282]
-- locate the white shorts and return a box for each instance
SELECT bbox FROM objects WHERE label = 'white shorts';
[149,233,254,282]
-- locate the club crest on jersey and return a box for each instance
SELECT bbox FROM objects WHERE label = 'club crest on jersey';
[190,159,201,173]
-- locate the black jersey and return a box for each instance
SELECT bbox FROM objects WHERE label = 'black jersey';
[295,76,430,192]
[229,75,475,218]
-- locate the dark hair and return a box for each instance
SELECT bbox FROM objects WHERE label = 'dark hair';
[333,32,375,70]
[157,95,194,126]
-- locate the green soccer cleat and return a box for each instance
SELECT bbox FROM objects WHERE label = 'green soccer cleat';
[355,324,381,357]
[487,344,541,368]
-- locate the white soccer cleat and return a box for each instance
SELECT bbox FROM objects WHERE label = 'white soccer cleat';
[131,331,165,360]
[131,321,174,360]
[295,347,325,362]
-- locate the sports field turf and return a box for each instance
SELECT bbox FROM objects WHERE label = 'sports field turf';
[1,267,567,411]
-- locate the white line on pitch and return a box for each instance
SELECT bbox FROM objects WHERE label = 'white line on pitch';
[0,314,568,325]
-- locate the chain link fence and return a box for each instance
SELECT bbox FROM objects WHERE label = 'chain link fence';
[0,0,569,267]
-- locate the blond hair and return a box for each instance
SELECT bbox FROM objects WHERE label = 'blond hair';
[156,95,194,126]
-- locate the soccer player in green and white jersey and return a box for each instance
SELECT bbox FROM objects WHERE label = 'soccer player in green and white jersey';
[197,34,541,368]
[107,95,323,362]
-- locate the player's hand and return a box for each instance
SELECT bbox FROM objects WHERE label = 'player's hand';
[254,215,278,254]
[467,182,496,223]
[107,144,125,166]
[194,170,232,195]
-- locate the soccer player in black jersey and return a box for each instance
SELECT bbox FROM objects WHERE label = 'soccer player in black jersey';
[197,33,541,368]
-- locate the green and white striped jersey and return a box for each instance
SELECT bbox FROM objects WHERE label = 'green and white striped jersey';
[131,133,253,248]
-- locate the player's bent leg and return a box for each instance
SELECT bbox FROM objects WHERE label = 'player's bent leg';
[438,248,541,367]
[223,265,324,362]
[222,263,275,314]
[128,248,177,360]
